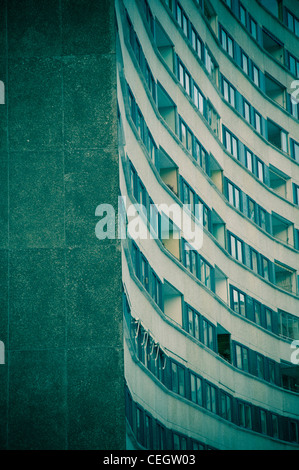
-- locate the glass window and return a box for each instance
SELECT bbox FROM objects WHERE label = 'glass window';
[193,84,204,114]
[249,16,257,39]
[229,234,243,262]
[245,149,253,172]
[262,257,270,281]
[254,111,262,133]
[244,100,251,123]
[251,249,259,273]
[257,159,264,182]
[272,414,279,439]
[259,207,267,230]
[254,301,262,325]
[257,354,265,378]
[253,65,260,87]
[235,344,249,371]
[265,308,273,331]
[241,51,249,74]
[239,403,252,429]
[292,140,299,162]
[239,4,247,26]
[206,383,217,413]
[260,410,268,434]
[248,198,256,222]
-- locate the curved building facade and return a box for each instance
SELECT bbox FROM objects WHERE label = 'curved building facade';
[116,0,299,450]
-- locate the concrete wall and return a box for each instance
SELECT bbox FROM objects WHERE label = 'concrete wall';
[0,0,125,450]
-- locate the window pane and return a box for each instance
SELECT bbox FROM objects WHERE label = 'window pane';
[232,137,238,158]
[246,150,253,171]
[244,101,250,122]
[240,293,246,316]
[171,363,178,393]
[242,53,249,74]
[178,366,185,396]
[225,131,231,154]
[240,5,246,25]
[239,403,245,426]
[243,348,249,371]
[194,314,200,340]
[237,239,243,261]
[260,410,267,434]
[223,80,229,101]
[233,289,239,313]
[197,377,203,405]
[188,308,194,336]
[236,345,242,369]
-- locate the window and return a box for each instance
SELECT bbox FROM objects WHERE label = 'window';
[235,343,249,372]
[252,64,260,87]
[191,27,203,60]
[239,3,247,26]
[147,131,156,163]
[243,99,251,123]
[229,233,244,262]
[205,47,218,82]
[190,373,203,405]
[187,306,201,341]
[156,424,166,450]
[141,255,149,291]
[254,111,262,134]
[227,181,241,210]
[151,272,161,307]
[223,0,232,8]
[291,139,299,162]
[279,310,299,340]
[238,402,252,429]
[289,421,299,443]
[256,158,264,182]
[294,184,299,206]
[249,16,258,39]
[241,50,249,74]
[258,207,267,231]
[231,287,246,317]
[250,249,259,274]
[184,242,197,276]
[128,88,136,123]
[178,60,191,96]
[222,78,236,107]
[224,128,239,158]
[253,300,262,325]
[176,3,188,37]
[199,257,212,289]
[193,83,204,114]
[173,432,187,450]
[245,148,253,172]
[287,52,299,78]
[144,414,153,449]
[220,392,232,421]
[271,414,279,439]
[179,119,192,152]
[171,361,185,397]
[256,353,265,379]
[202,318,214,349]
[248,197,257,222]
[261,256,270,281]
[206,383,217,413]
[265,307,273,332]
[207,101,220,136]
[260,409,268,434]
[269,360,276,384]
[286,9,299,37]
[150,199,159,236]
[220,26,234,57]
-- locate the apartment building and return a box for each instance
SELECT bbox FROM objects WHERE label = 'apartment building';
[116,0,299,450]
